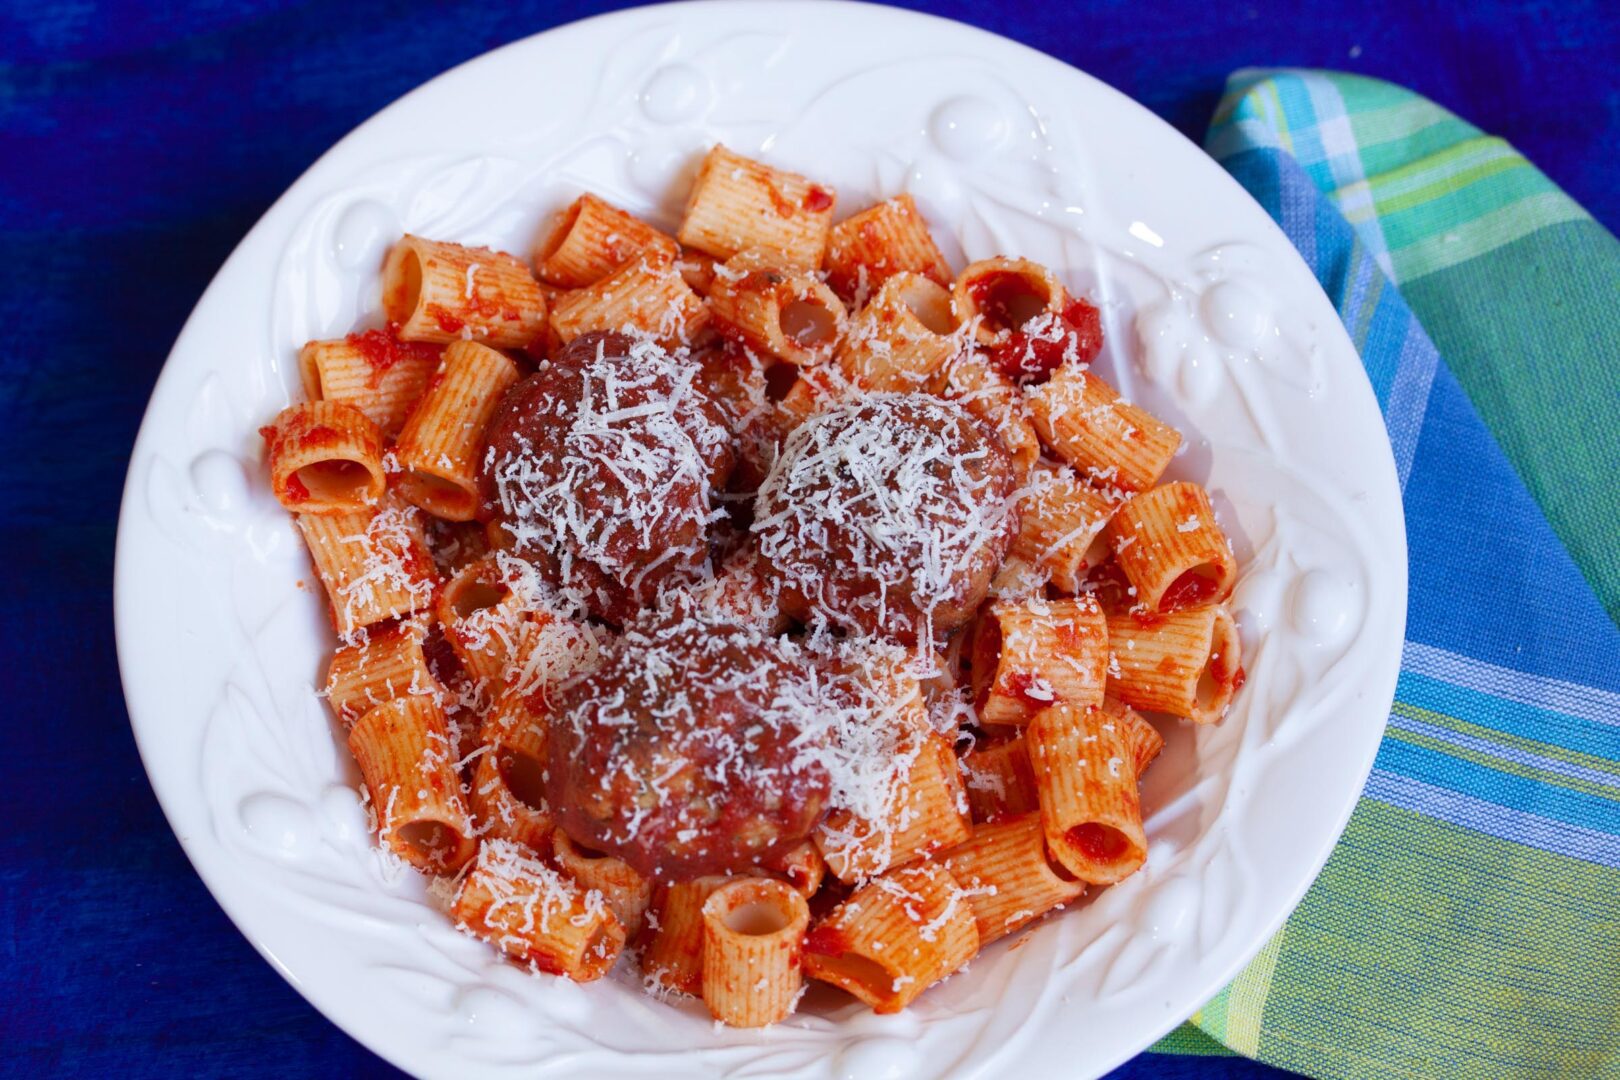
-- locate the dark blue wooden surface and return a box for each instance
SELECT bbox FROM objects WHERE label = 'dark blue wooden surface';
[2,2,1614,1076]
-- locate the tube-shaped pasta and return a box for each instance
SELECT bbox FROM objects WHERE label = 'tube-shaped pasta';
[700,878,810,1027]
[347,696,477,874]
[451,838,625,981]
[482,684,548,763]
[1011,463,1121,592]
[640,875,734,995]
[381,235,548,349]
[959,736,1039,823]
[436,555,533,687]
[323,621,437,723]
[261,400,386,513]
[296,498,439,636]
[708,252,847,366]
[1028,365,1181,492]
[804,863,980,1014]
[467,686,553,854]
[468,755,548,855]
[1105,481,1238,611]
[677,145,835,266]
[774,363,851,435]
[970,596,1108,726]
[943,812,1084,944]
[678,247,718,295]
[943,352,1040,478]
[1104,696,1165,776]
[552,829,653,939]
[297,332,441,436]
[1105,605,1243,723]
[548,251,708,348]
[835,272,956,392]
[534,193,678,287]
[816,733,971,883]
[394,340,520,521]
[825,195,952,301]
[769,840,826,899]
[1026,703,1147,885]
[952,257,1065,348]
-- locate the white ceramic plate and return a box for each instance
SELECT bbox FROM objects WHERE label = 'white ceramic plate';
[114,3,1406,1077]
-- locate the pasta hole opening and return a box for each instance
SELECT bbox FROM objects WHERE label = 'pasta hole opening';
[1195,658,1221,711]
[723,899,791,936]
[1065,822,1129,864]
[763,361,799,402]
[387,247,424,323]
[779,299,838,348]
[1195,611,1240,717]
[299,350,325,400]
[813,953,897,1004]
[452,581,505,619]
[565,836,612,861]
[498,749,549,813]
[1045,849,1081,883]
[296,459,372,502]
[899,280,954,335]
[409,470,468,506]
[397,819,461,869]
[1081,534,1111,574]
[971,272,1050,334]
[579,924,619,978]
[539,200,584,262]
[1162,565,1221,610]
[968,614,1004,708]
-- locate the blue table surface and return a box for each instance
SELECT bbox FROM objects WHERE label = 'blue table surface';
[2,2,1614,1076]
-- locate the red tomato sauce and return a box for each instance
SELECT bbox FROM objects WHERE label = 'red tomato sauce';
[1068,822,1128,863]
[987,296,1105,383]
[967,271,1046,332]
[346,324,440,380]
[765,181,796,218]
[1004,671,1053,708]
[803,925,849,957]
[1160,569,1220,611]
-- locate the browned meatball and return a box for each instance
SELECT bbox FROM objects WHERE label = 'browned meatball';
[478,332,734,624]
[546,610,832,879]
[752,393,1019,643]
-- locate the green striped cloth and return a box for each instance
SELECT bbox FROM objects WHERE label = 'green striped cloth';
[1207,69,1620,623]
[1142,70,1620,1078]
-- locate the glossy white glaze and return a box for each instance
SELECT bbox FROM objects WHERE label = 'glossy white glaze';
[114,4,1406,1078]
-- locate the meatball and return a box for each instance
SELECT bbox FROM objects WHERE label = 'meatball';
[546,611,832,879]
[752,393,1019,643]
[478,332,734,624]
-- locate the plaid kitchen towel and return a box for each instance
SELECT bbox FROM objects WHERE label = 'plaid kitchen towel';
[1152,71,1620,1078]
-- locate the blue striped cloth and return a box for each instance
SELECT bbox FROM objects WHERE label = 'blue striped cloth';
[1169,70,1620,1079]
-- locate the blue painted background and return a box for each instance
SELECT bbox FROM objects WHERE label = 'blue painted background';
[1,2,1614,1076]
